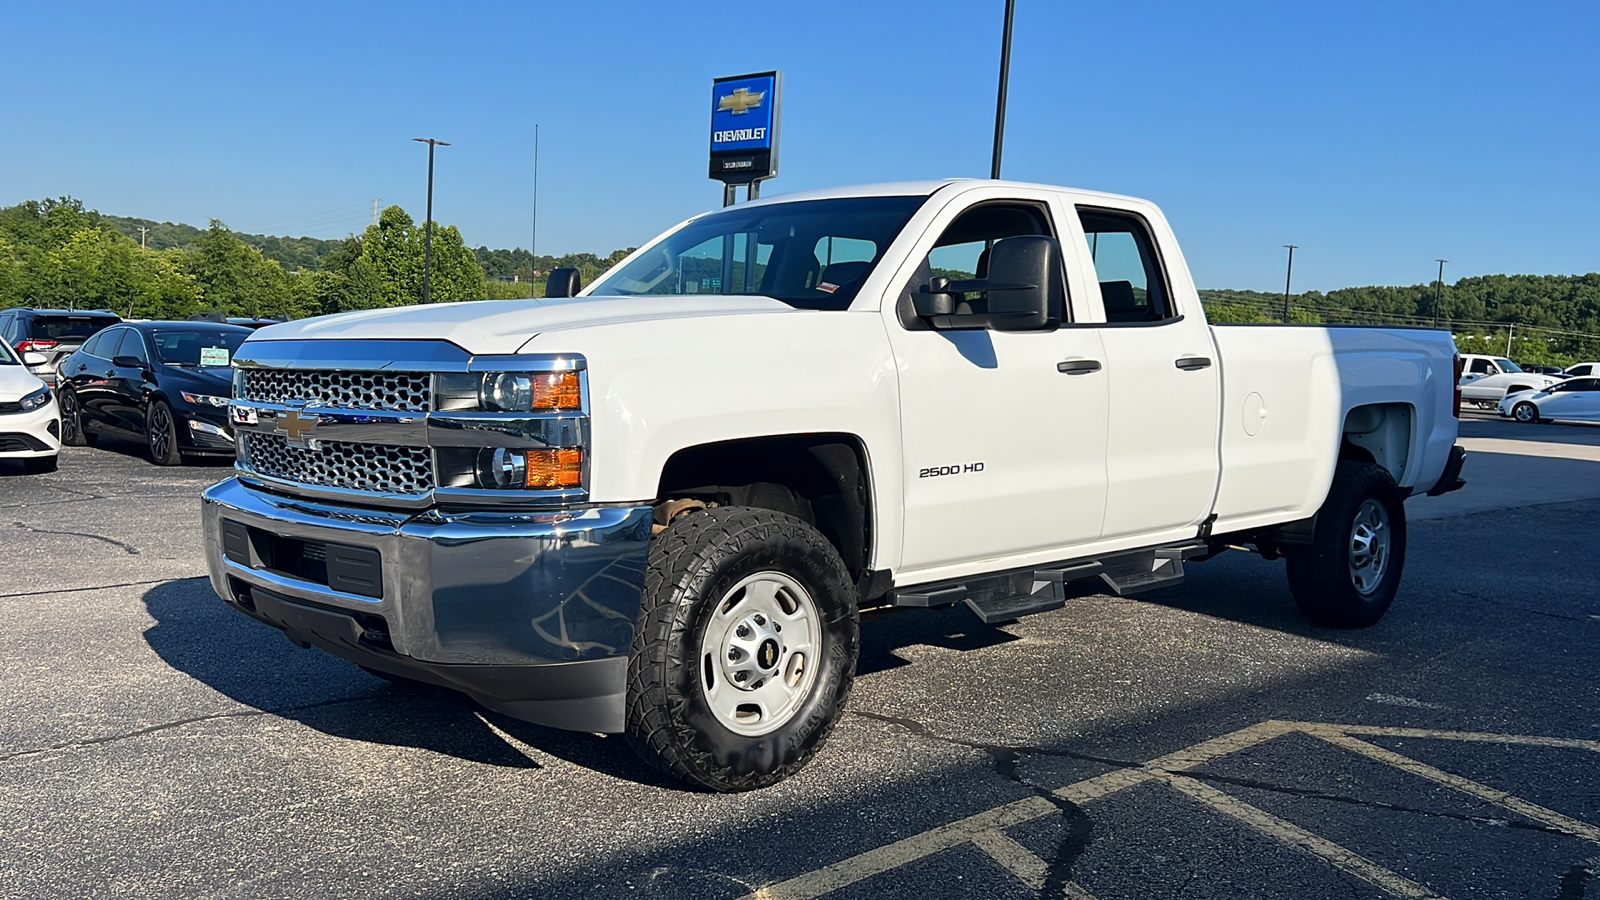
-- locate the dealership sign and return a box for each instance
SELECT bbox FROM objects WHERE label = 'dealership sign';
[709,71,782,185]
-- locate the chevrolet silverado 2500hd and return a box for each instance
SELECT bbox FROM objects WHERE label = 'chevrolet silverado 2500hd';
[203,180,1466,791]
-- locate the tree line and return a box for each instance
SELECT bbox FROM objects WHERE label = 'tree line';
[1202,275,1600,364]
[5,196,1596,365]
[0,197,639,320]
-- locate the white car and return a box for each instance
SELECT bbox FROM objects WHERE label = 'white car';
[1458,354,1562,406]
[0,343,62,473]
[1499,377,1600,424]
[1562,361,1600,379]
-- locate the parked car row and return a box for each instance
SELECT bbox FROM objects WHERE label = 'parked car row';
[56,321,251,465]
[2,306,263,473]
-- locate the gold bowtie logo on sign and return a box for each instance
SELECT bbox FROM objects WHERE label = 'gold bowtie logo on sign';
[717,88,765,115]
[276,408,318,448]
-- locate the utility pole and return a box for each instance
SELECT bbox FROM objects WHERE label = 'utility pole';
[1282,244,1299,323]
[991,0,1017,179]
[136,225,149,250]
[1505,323,1515,357]
[373,198,380,226]
[531,123,540,286]
[1433,258,1448,328]
[413,138,451,304]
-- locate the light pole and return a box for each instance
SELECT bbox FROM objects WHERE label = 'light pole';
[1282,244,1298,323]
[1433,258,1448,328]
[413,137,451,303]
[991,0,1016,179]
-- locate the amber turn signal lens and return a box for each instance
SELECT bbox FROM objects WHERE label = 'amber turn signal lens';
[525,447,583,488]
[531,371,582,411]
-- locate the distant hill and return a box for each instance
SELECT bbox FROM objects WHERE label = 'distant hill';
[101,215,342,273]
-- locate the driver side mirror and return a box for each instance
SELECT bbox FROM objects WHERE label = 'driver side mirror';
[21,351,48,367]
[910,235,1063,332]
[112,355,145,369]
[545,267,582,299]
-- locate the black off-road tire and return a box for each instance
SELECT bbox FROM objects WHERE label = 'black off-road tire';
[625,506,859,792]
[1285,460,1407,628]
[22,455,58,475]
[58,389,89,447]
[147,399,183,466]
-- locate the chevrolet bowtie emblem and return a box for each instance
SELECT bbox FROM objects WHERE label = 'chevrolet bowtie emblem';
[717,88,765,115]
[277,408,318,448]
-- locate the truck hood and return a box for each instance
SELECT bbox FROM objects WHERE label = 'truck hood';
[249,294,801,355]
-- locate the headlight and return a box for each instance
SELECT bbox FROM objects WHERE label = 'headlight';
[479,371,582,412]
[18,385,52,412]
[181,391,231,408]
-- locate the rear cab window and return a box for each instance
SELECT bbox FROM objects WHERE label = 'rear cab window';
[1077,209,1178,323]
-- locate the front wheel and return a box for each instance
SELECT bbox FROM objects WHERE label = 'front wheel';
[58,389,89,447]
[1512,401,1540,424]
[1286,461,1406,628]
[147,400,183,466]
[625,506,859,792]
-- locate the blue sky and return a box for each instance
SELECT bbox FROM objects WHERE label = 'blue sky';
[2,0,1595,291]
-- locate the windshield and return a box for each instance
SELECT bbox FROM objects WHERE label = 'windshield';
[587,196,926,310]
[150,328,251,367]
[1495,358,1523,373]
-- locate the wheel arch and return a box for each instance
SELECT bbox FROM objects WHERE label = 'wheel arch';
[1340,402,1414,487]
[653,432,875,583]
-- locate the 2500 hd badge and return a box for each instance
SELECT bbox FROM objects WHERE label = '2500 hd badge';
[920,461,986,478]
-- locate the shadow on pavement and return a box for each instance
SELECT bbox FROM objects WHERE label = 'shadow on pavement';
[139,576,664,784]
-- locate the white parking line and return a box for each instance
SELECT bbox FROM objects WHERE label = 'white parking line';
[1306,727,1600,844]
[1161,772,1443,899]
[741,719,1600,900]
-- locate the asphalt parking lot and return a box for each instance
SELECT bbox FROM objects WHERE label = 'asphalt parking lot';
[1,413,1597,900]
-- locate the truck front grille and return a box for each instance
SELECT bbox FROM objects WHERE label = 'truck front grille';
[242,432,434,495]
[241,369,431,413]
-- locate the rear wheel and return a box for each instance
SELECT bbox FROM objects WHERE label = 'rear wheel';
[1512,401,1540,424]
[58,389,89,447]
[625,506,859,792]
[1286,461,1406,628]
[147,400,183,466]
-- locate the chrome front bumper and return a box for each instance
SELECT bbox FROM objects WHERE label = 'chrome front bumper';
[202,477,652,732]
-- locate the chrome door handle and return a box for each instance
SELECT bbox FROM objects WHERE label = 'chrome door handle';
[1175,356,1212,371]
[1057,359,1103,375]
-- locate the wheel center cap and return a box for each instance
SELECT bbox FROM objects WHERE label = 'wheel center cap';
[758,638,780,670]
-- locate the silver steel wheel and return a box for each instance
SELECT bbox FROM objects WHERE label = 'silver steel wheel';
[1348,498,1391,595]
[699,571,822,737]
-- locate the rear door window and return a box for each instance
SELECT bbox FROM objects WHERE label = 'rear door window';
[1077,209,1177,323]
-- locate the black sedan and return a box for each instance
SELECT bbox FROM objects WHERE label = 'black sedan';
[56,321,251,465]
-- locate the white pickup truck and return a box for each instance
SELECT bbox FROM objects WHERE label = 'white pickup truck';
[203,179,1465,791]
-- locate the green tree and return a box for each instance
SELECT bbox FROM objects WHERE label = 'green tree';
[316,206,487,313]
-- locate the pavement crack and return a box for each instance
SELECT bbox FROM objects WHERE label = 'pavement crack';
[1178,769,1577,837]
[0,578,175,600]
[11,520,140,555]
[1452,589,1595,624]
[0,695,377,763]
[853,710,1106,892]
